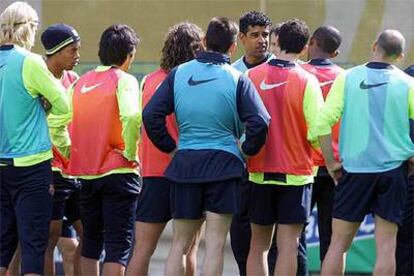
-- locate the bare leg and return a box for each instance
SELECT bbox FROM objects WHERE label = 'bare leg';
[203,212,233,276]
[72,220,83,276]
[165,219,203,276]
[102,262,125,276]
[185,221,204,276]
[126,222,166,276]
[8,245,21,276]
[274,224,303,276]
[373,215,398,276]
[321,218,359,276]
[80,256,99,276]
[246,223,274,276]
[44,219,62,276]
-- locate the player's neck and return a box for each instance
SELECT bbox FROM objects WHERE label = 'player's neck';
[309,51,332,60]
[46,58,64,79]
[276,52,298,62]
[244,54,267,66]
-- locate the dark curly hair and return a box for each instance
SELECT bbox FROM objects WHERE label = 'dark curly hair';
[239,11,272,34]
[278,19,309,54]
[160,22,204,70]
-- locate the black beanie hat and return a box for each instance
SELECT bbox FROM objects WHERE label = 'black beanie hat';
[41,23,80,55]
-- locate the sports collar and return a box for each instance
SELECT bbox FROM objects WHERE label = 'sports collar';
[268,58,296,68]
[366,62,393,69]
[308,58,334,66]
[197,51,230,65]
[0,45,14,51]
[242,53,271,69]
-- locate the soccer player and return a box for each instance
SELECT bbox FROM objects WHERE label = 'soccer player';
[63,24,141,276]
[232,11,272,72]
[317,30,414,276]
[0,2,70,275]
[40,23,82,276]
[301,25,343,263]
[230,11,275,276]
[126,22,204,276]
[246,19,323,276]
[143,17,270,276]
[395,65,414,276]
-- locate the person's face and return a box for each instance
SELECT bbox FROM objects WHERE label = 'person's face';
[239,25,269,59]
[57,41,81,70]
[269,32,280,56]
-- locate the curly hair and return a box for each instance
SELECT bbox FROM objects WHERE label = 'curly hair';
[160,22,204,70]
[278,19,310,54]
[239,11,272,34]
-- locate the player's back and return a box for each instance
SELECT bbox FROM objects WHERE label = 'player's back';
[247,59,321,175]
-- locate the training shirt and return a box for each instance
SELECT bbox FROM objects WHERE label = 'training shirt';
[247,59,324,186]
[302,59,343,166]
[232,52,274,73]
[51,66,141,179]
[50,70,79,172]
[139,68,178,177]
[317,62,414,172]
[0,45,70,167]
[143,51,270,183]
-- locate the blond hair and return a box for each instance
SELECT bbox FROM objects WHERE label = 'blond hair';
[0,2,39,49]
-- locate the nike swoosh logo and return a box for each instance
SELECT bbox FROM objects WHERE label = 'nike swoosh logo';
[80,82,103,94]
[359,80,388,90]
[320,80,334,87]
[0,64,6,69]
[188,76,218,86]
[260,80,289,90]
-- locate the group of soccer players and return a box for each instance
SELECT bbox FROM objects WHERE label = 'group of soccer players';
[0,1,413,276]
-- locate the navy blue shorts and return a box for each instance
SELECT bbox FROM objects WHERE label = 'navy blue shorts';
[333,163,409,225]
[170,178,242,219]
[249,182,312,225]
[52,172,81,220]
[136,177,172,223]
[63,183,81,224]
[80,173,140,266]
[0,160,53,274]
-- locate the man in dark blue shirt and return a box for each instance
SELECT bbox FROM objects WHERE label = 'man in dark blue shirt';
[395,65,414,276]
[143,16,270,276]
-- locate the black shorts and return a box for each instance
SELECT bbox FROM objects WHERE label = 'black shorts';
[136,177,172,223]
[170,178,242,219]
[333,163,409,225]
[0,160,53,274]
[249,182,312,225]
[52,172,81,220]
[80,173,141,266]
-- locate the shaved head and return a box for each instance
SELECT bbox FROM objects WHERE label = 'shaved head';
[312,25,342,54]
[376,29,405,58]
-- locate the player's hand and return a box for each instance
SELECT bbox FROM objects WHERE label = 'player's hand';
[408,156,414,176]
[237,140,249,160]
[114,148,138,166]
[326,161,343,185]
[40,96,51,112]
